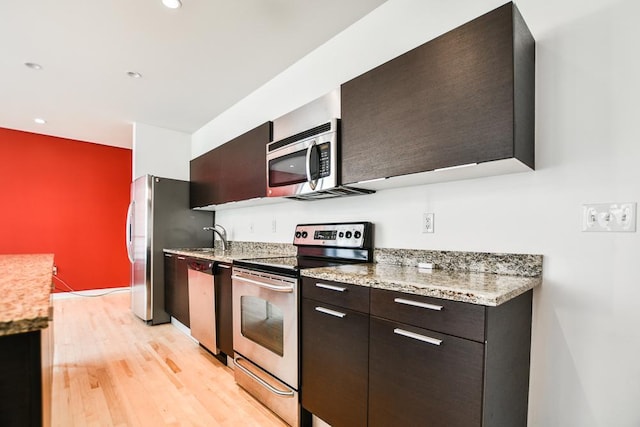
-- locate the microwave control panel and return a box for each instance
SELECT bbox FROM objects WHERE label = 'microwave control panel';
[318,143,331,178]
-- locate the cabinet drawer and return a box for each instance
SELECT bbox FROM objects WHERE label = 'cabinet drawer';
[301,277,370,313]
[370,288,485,342]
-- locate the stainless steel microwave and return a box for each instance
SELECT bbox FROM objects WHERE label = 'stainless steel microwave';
[266,119,374,200]
[266,119,339,198]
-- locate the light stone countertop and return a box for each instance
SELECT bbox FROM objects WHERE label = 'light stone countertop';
[166,242,542,306]
[0,254,54,336]
[301,263,541,306]
[164,243,295,264]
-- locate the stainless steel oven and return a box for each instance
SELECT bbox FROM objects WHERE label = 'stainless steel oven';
[231,222,373,427]
[232,266,299,426]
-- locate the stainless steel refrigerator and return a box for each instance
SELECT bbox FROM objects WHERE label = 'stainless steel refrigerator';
[126,175,213,324]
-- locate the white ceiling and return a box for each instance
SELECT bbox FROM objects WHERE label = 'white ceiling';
[0,0,387,149]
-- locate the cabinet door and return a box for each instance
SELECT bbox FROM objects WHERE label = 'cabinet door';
[301,298,368,427]
[215,263,233,356]
[0,331,43,426]
[190,122,272,207]
[164,254,190,327]
[368,316,484,427]
[341,3,534,185]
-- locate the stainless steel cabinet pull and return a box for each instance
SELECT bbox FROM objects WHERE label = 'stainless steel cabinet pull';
[177,256,186,260]
[315,306,346,318]
[394,297,443,311]
[218,264,231,269]
[233,357,295,397]
[164,254,172,257]
[231,275,294,293]
[315,283,347,292]
[393,328,442,346]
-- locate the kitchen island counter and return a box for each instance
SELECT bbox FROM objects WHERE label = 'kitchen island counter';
[0,254,54,336]
[301,262,541,306]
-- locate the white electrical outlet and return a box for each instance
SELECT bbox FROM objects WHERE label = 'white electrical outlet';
[582,202,637,232]
[422,213,434,233]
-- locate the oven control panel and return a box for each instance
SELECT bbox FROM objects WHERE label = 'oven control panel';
[293,222,370,248]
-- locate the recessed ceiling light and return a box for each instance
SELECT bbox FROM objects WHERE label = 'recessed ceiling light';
[127,71,142,78]
[162,0,182,9]
[34,118,46,124]
[25,62,43,70]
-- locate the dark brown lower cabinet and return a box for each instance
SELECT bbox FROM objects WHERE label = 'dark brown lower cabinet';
[0,326,52,427]
[164,253,190,327]
[300,279,533,427]
[369,288,533,427]
[368,317,484,427]
[301,299,369,427]
[215,263,233,357]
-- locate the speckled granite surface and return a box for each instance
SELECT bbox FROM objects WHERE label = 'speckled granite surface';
[165,241,295,264]
[301,263,541,306]
[0,254,54,336]
[375,248,542,277]
[167,242,542,306]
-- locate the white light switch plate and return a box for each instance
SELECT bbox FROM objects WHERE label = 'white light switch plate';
[582,202,636,232]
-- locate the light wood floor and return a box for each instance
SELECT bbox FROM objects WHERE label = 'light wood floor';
[52,291,287,427]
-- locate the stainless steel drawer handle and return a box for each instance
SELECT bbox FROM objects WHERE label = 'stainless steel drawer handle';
[177,256,186,260]
[394,297,443,311]
[315,306,346,318]
[233,356,295,397]
[231,275,294,293]
[218,264,231,269]
[393,328,442,346]
[315,283,347,292]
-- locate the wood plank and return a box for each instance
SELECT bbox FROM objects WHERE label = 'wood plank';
[52,292,287,427]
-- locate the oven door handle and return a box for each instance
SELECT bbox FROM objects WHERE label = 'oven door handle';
[233,356,295,397]
[231,275,294,293]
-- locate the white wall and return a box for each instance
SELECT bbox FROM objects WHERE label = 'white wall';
[133,122,190,180]
[192,0,640,425]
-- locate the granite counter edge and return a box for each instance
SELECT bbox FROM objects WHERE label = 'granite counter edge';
[301,269,541,307]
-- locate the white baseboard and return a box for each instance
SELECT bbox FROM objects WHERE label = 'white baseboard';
[171,316,195,342]
[52,286,130,300]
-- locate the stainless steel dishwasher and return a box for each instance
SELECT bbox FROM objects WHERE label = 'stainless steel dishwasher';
[187,258,218,354]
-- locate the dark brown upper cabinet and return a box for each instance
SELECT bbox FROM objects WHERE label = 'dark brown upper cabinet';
[341,2,534,186]
[190,122,272,208]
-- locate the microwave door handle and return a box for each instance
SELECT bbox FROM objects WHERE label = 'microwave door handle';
[305,140,318,190]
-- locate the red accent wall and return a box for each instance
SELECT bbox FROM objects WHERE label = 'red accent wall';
[0,128,132,292]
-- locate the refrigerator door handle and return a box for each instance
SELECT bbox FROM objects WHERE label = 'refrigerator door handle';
[126,201,134,263]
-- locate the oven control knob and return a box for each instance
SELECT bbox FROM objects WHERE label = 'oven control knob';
[301,231,308,238]
[354,231,362,239]
[338,231,344,238]
[295,231,302,238]
[345,231,353,239]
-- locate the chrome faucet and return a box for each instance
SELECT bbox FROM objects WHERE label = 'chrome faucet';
[203,224,228,251]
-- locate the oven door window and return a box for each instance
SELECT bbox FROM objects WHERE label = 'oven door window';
[240,296,284,356]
